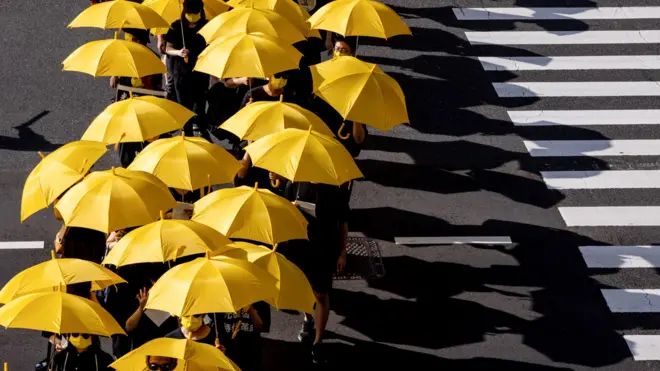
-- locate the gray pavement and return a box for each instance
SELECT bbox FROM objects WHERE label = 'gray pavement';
[1,0,659,370]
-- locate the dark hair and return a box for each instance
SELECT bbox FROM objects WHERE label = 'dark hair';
[333,34,358,54]
[62,227,107,264]
[123,28,150,45]
[180,0,205,27]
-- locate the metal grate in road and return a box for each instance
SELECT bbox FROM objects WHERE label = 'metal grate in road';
[333,237,385,281]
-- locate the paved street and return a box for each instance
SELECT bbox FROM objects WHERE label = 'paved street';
[3,0,660,369]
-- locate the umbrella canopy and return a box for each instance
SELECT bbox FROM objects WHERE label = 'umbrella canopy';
[110,338,240,371]
[194,33,302,79]
[191,185,308,246]
[62,39,166,78]
[145,256,277,316]
[198,7,305,44]
[20,141,107,222]
[144,0,231,35]
[0,291,125,336]
[54,168,177,234]
[222,242,315,313]
[310,55,408,131]
[220,96,335,141]
[307,0,412,39]
[244,128,363,186]
[128,135,241,191]
[0,254,126,304]
[68,0,170,30]
[226,0,309,32]
[82,96,194,144]
[102,219,234,267]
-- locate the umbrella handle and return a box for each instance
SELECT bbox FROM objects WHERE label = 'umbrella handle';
[337,122,351,140]
[271,179,280,188]
[113,133,126,152]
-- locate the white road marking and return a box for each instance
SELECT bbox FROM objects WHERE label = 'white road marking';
[602,289,660,312]
[541,170,660,189]
[494,82,660,97]
[524,140,660,157]
[0,241,44,249]
[454,7,660,20]
[580,245,660,268]
[508,110,660,126]
[394,236,512,245]
[479,56,660,71]
[466,30,660,45]
[624,335,660,361]
[559,206,660,226]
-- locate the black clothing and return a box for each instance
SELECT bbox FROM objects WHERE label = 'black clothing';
[165,20,207,74]
[61,227,107,264]
[216,302,270,371]
[118,133,171,168]
[169,188,203,204]
[310,97,367,157]
[240,86,293,108]
[51,347,113,371]
[166,327,216,346]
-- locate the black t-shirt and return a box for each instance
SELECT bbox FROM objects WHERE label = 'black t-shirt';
[165,20,208,73]
[240,86,293,108]
[310,97,367,157]
[52,347,113,371]
[166,326,216,346]
[216,302,270,347]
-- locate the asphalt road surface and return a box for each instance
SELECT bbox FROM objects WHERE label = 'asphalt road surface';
[3,0,660,370]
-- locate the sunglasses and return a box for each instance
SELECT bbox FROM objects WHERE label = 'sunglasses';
[70,333,90,339]
[147,361,178,371]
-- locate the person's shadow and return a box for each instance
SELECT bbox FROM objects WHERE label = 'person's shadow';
[0,111,61,152]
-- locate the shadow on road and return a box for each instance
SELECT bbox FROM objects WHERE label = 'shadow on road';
[0,111,62,152]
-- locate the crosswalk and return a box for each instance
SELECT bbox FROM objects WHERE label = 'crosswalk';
[455,6,660,362]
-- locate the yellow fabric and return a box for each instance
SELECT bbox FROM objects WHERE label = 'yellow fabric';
[194,33,302,79]
[184,12,201,23]
[221,242,316,313]
[244,128,363,186]
[144,256,277,316]
[54,168,176,234]
[198,7,305,44]
[307,0,412,38]
[68,334,92,350]
[269,76,288,89]
[0,291,125,336]
[20,141,107,222]
[310,55,409,131]
[110,338,240,371]
[102,219,234,267]
[68,0,170,30]
[81,96,194,144]
[0,258,126,304]
[180,315,203,331]
[62,39,166,78]
[226,0,309,32]
[191,185,308,246]
[219,99,335,141]
[144,0,231,35]
[127,136,242,191]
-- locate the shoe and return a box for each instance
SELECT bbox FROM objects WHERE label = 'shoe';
[298,319,314,343]
[311,343,328,364]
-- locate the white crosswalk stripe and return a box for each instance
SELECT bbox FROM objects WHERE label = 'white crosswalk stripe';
[455,5,660,362]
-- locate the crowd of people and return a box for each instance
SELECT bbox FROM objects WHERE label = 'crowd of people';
[43,0,369,369]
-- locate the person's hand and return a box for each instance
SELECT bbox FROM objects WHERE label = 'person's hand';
[215,338,226,353]
[183,208,193,219]
[137,287,149,310]
[269,172,277,181]
[336,250,347,273]
[237,158,250,179]
[245,97,254,106]
[157,39,167,54]
[110,76,118,88]
[179,48,189,58]
[236,77,249,86]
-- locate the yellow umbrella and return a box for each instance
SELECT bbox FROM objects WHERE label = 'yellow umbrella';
[198,7,305,44]
[127,135,241,191]
[226,0,309,32]
[55,168,177,234]
[0,291,125,336]
[0,252,126,304]
[310,55,408,131]
[68,0,170,30]
[102,218,234,267]
[222,242,315,313]
[145,256,277,316]
[245,128,363,186]
[194,33,303,79]
[144,0,231,35]
[82,96,193,145]
[220,95,335,141]
[307,0,412,39]
[192,185,308,246]
[20,141,107,222]
[62,39,166,78]
[110,338,240,371]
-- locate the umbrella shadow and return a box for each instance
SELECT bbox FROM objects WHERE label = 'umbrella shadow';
[0,111,62,152]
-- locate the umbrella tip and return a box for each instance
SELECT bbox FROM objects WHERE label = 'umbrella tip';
[4,362,7,371]
[51,250,56,260]
[254,182,258,191]
[111,166,116,175]
[160,210,164,220]
[279,94,283,102]
[37,151,45,159]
